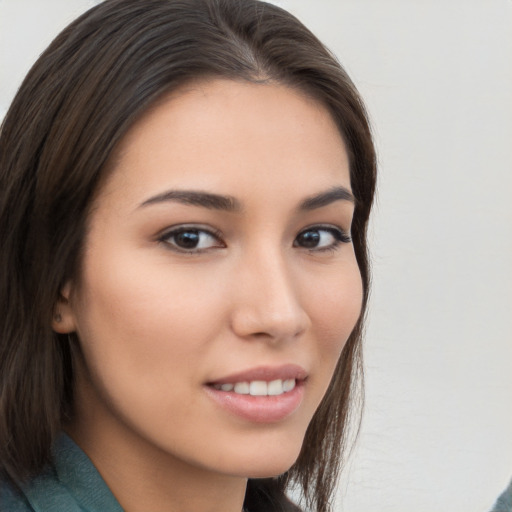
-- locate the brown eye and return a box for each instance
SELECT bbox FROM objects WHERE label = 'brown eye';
[174,230,201,249]
[160,227,224,252]
[296,230,321,248]
[294,226,350,251]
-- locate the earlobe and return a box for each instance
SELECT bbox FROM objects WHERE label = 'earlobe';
[52,282,77,333]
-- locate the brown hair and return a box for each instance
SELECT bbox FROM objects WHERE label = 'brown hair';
[0,1,376,510]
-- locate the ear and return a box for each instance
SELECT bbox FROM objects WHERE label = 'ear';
[52,281,77,334]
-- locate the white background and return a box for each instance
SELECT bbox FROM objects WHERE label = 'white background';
[1,1,511,511]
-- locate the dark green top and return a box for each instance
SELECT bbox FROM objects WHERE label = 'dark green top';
[491,479,512,512]
[0,434,123,512]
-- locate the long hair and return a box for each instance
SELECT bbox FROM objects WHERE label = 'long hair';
[0,1,376,510]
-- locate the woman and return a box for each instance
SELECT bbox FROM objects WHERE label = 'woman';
[0,0,376,511]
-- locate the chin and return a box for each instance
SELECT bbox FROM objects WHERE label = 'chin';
[222,435,304,479]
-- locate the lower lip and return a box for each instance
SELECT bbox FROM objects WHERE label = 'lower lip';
[204,382,305,423]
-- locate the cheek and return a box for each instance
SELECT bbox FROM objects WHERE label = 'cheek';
[305,260,363,370]
[70,253,225,394]
[69,256,230,447]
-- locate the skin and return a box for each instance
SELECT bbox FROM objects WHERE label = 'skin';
[54,79,363,512]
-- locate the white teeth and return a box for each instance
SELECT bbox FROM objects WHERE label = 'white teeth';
[249,381,267,396]
[283,379,296,392]
[233,382,250,394]
[214,379,297,396]
[267,379,283,396]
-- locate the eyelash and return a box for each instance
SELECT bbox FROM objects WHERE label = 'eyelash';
[157,225,225,254]
[157,224,351,254]
[294,225,352,253]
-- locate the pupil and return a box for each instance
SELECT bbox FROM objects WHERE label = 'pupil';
[299,230,319,248]
[176,230,199,248]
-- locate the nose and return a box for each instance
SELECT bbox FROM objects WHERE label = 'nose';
[229,249,311,342]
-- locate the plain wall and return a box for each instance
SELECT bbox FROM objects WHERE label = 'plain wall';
[276,1,512,511]
[1,1,511,511]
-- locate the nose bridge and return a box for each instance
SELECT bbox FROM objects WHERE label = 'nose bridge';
[230,242,309,340]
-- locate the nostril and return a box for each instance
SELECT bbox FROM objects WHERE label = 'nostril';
[252,331,272,338]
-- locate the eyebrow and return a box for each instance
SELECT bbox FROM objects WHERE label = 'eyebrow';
[139,190,241,212]
[298,186,355,211]
[139,185,354,212]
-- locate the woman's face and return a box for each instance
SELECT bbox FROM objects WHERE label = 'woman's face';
[57,79,362,480]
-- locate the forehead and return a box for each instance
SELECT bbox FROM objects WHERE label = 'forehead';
[98,79,351,208]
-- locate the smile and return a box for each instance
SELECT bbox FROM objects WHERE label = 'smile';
[205,364,307,422]
[211,379,296,396]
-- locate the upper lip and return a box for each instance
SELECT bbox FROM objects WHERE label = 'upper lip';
[207,364,308,385]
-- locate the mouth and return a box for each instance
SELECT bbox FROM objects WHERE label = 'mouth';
[209,378,297,396]
[204,365,307,423]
